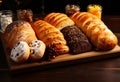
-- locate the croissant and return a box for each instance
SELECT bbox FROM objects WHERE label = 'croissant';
[70,12,118,50]
[32,20,69,58]
[44,12,75,30]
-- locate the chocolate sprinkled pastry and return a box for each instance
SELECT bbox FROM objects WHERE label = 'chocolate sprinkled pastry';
[44,44,59,60]
[61,25,92,54]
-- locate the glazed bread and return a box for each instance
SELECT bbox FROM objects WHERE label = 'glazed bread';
[32,20,69,59]
[70,12,118,50]
[44,12,75,30]
[4,20,37,48]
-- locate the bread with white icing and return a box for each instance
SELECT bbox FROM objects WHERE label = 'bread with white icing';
[29,40,46,61]
[10,41,30,63]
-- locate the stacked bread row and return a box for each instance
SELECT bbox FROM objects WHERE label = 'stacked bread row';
[44,12,118,50]
[3,12,118,63]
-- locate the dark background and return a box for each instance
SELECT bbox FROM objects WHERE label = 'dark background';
[0,0,119,15]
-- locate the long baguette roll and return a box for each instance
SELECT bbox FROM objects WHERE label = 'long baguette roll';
[44,12,75,30]
[70,12,118,50]
[32,20,69,59]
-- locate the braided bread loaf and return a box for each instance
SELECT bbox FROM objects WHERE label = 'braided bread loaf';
[32,20,69,58]
[44,12,75,30]
[70,12,118,50]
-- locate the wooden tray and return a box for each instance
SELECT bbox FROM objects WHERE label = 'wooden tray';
[1,34,120,75]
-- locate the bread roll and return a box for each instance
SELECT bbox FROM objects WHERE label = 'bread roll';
[44,12,75,30]
[32,20,69,59]
[29,40,46,61]
[10,41,30,63]
[70,12,118,50]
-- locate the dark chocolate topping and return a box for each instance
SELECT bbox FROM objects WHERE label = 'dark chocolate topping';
[61,25,92,54]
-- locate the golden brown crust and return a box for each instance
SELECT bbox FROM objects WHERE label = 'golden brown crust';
[70,12,118,50]
[44,12,75,30]
[4,20,37,48]
[33,20,69,55]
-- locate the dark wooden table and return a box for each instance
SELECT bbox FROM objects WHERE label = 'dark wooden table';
[0,15,120,82]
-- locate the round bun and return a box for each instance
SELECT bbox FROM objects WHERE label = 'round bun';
[29,40,46,61]
[10,41,30,63]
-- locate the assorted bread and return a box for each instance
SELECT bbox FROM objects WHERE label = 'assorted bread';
[70,12,118,50]
[4,20,46,63]
[32,20,69,59]
[3,8,118,63]
[44,12,92,54]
